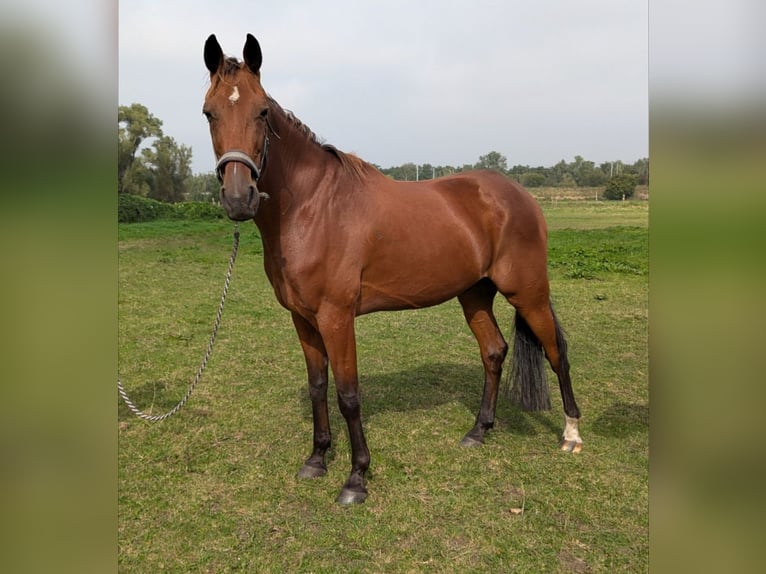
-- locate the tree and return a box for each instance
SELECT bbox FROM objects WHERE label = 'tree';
[520,172,546,187]
[118,103,163,193]
[120,158,153,197]
[433,165,456,178]
[185,172,220,202]
[570,156,601,186]
[474,151,508,173]
[418,163,435,180]
[547,159,569,186]
[558,173,577,188]
[398,162,418,181]
[142,136,192,203]
[507,164,530,181]
[603,174,637,200]
[632,157,649,185]
[579,167,608,187]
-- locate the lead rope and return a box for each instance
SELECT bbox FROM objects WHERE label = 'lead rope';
[117,223,240,422]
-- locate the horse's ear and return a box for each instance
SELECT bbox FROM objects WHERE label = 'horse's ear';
[204,34,223,75]
[243,34,262,76]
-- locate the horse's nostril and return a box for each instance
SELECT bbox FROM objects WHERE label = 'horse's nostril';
[248,185,256,205]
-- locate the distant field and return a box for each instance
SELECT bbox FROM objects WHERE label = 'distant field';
[118,200,648,572]
[543,199,648,231]
[530,185,649,203]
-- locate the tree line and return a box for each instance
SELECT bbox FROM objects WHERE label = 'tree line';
[119,103,647,203]
[376,150,648,188]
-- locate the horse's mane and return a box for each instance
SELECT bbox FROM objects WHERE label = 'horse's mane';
[266,97,375,181]
[215,57,375,182]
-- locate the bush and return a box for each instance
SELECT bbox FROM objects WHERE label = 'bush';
[602,174,637,200]
[172,201,226,221]
[118,194,173,223]
[118,194,225,223]
[520,172,546,188]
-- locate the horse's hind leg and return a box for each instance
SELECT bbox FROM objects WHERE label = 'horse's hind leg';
[458,279,508,447]
[514,302,583,453]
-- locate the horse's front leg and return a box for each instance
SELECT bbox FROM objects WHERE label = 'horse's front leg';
[292,313,332,479]
[317,308,370,504]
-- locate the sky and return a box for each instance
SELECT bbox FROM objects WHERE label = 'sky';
[119,0,648,174]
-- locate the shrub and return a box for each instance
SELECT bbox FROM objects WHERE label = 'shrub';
[118,194,225,223]
[171,201,226,221]
[520,172,546,188]
[118,194,173,223]
[602,174,637,200]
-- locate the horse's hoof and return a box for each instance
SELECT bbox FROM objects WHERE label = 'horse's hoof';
[460,435,483,448]
[336,487,367,505]
[559,439,583,454]
[297,463,327,479]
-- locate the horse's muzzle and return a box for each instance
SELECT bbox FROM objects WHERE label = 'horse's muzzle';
[218,159,261,221]
[221,183,260,221]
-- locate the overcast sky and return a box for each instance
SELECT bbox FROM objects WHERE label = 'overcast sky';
[119,0,648,174]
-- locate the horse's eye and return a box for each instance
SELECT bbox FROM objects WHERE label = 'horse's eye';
[257,108,268,120]
[203,110,214,123]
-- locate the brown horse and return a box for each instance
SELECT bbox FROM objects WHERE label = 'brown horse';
[203,34,582,504]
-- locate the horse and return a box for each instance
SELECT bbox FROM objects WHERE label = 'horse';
[202,34,582,504]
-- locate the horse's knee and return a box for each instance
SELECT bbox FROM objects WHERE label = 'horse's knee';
[484,340,508,373]
[308,377,328,401]
[336,389,361,418]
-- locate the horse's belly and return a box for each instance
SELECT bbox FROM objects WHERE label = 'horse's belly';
[358,261,482,314]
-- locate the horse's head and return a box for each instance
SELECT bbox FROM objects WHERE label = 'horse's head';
[203,34,271,221]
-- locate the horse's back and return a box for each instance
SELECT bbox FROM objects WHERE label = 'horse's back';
[383,169,547,259]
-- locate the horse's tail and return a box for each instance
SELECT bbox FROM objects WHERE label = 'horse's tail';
[506,306,560,411]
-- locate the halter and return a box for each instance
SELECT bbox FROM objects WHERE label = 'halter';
[215,148,264,182]
[214,116,277,182]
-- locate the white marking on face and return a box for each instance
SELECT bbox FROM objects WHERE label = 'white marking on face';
[228,86,240,104]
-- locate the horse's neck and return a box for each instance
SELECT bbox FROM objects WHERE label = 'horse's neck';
[254,113,336,233]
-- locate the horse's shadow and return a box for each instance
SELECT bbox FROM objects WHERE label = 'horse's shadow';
[296,362,557,440]
[295,362,649,443]
[590,401,648,438]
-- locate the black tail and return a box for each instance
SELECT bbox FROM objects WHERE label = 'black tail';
[507,310,552,411]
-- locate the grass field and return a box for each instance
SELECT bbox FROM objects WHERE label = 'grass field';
[118,199,648,572]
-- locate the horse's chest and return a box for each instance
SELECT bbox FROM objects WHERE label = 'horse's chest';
[262,254,296,308]
[262,250,327,313]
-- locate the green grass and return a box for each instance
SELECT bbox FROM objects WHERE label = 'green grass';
[118,200,648,572]
[541,198,649,230]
